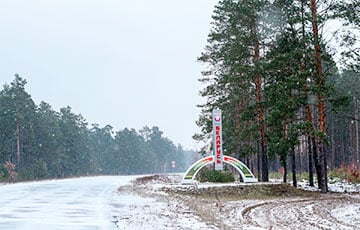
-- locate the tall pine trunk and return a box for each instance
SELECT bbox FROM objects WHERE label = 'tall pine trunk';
[330,116,335,170]
[283,158,287,183]
[257,141,261,180]
[300,0,315,187]
[354,96,359,166]
[311,0,328,193]
[308,136,315,186]
[16,118,21,166]
[235,100,242,157]
[291,146,297,187]
[304,104,316,187]
[254,28,268,182]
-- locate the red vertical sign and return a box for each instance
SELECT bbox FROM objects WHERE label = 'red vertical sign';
[213,108,223,170]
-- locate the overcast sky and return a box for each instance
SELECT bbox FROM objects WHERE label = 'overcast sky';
[0,0,218,149]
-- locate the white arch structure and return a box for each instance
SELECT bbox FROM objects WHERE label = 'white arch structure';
[181,155,258,184]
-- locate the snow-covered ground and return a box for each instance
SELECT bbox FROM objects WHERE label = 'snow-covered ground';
[0,175,359,229]
[118,175,360,230]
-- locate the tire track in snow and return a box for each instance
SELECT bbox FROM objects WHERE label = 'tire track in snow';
[241,196,359,229]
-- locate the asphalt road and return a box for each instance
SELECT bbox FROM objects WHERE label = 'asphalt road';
[0,176,135,230]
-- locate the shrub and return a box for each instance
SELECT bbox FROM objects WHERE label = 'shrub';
[269,171,283,180]
[198,167,235,183]
[5,162,17,182]
[329,163,360,184]
[269,171,310,182]
[349,168,360,183]
[0,164,9,182]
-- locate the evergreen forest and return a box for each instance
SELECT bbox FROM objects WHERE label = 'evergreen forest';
[0,75,191,182]
[2,1,360,195]
[195,0,360,192]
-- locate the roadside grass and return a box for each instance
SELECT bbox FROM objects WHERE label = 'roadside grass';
[269,166,360,185]
[269,171,311,182]
[164,183,320,201]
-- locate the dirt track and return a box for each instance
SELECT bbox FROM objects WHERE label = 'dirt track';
[239,196,360,229]
[122,175,360,230]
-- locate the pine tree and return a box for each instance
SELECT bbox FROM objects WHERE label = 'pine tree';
[58,106,92,176]
[196,0,274,181]
[32,102,62,178]
[0,75,37,175]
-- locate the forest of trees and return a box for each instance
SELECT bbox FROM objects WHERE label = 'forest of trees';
[2,1,360,194]
[0,75,193,182]
[195,0,360,192]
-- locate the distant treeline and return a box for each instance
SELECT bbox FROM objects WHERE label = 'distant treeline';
[0,75,194,182]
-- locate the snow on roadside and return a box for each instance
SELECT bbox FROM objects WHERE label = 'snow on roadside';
[113,175,218,230]
[127,174,360,229]
[112,193,217,230]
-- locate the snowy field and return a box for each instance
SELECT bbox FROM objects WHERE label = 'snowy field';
[0,175,359,229]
